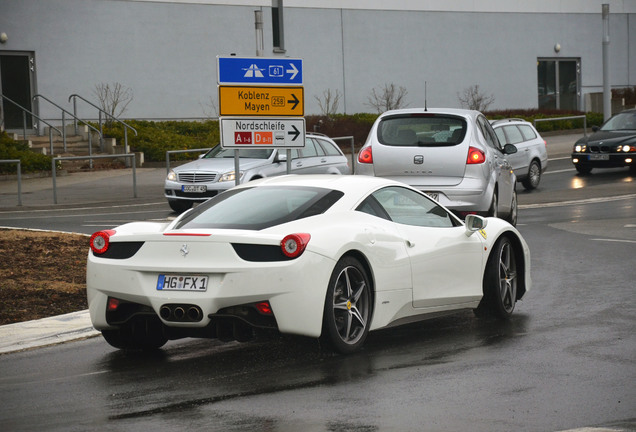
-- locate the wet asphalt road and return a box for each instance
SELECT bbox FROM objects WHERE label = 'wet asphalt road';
[0,135,635,431]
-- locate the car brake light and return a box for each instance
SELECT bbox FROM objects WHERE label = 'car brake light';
[255,301,273,315]
[358,147,373,164]
[280,233,311,258]
[90,229,116,254]
[467,147,486,164]
[107,297,120,312]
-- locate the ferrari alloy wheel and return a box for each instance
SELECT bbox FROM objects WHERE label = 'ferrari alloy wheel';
[476,236,518,319]
[323,256,371,353]
[522,160,541,190]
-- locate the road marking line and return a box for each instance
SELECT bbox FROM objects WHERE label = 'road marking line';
[591,238,636,244]
[544,168,576,175]
[548,156,572,161]
[519,194,636,209]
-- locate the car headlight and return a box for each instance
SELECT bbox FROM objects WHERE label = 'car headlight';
[167,170,177,181]
[574,144,586,152]
[219,171,244,182]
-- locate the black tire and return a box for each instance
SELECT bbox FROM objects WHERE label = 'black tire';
[521,160,541,190]
[168,199,193,214]
[575,164,593,175]
[475,236,518,319]
[322,256,372,354]
[101,318,168,350]
[488,192,498,218]
[504,189,518,226]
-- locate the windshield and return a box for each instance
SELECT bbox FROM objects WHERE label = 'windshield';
[601,112,636,131]
[377,114,467,147]
[204,145,274,159]
[174,186,344,230]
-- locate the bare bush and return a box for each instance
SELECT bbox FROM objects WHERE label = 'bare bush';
[365,83,408,113]
[200,95,219,119]
[93,83,133,122]
[314,89,341,117]
[457,85,495,111]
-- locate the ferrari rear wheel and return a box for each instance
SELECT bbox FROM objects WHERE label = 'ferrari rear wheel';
[322,256,372,354]
[476,236,518,319]
[101,318,168,350]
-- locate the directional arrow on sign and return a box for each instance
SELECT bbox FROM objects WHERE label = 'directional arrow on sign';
[286,63,299,80]
[287,94,300,111]
[288,124,301,141]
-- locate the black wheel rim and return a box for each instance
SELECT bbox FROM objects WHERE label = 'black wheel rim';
[498,241,517,314]
[331,265,370,345]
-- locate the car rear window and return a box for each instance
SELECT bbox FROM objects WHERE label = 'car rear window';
[174,186,344,230]
[377,114,467,147]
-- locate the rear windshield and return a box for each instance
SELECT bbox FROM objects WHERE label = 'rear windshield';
[174,186,344,230]
[377,114,467,147]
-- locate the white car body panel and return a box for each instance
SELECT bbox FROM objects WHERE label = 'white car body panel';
[87,175,531,344]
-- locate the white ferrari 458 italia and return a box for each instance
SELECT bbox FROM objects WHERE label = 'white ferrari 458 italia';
[87,175,531,353]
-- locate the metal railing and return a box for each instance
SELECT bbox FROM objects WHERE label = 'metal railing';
[1,94,62,154]
[33,94,103,166]
[68,94,138,153]
[166,148,212,174]
[534,115,588,137]
[51,154,137,204]
[0,159,22,206]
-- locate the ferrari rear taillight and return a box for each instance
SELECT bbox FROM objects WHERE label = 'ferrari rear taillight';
[466,147,486,164]
[358,147,373,164]
[280,233,311,258]
[90,229,116,254]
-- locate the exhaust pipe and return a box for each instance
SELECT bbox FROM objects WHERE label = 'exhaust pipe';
[159,304,203,322]
[188,307,202,321]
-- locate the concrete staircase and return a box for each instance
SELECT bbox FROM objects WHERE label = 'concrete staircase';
[9,124,141,170]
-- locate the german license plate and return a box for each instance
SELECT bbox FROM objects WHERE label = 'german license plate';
[425,192,439,201]
[182,185,207,193]
[157,274,208,291]
[589,154,609,161]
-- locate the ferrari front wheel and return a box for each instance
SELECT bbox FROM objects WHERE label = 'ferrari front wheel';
[322,256,372,354]
[476,236,518,319]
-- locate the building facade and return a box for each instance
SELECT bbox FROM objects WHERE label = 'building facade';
[0,0,634,130]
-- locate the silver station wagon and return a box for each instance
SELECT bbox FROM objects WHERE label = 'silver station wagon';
[355,108,519,225]
[165,133,350,213]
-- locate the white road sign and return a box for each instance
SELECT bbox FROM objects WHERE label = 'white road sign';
[220,118,306,148]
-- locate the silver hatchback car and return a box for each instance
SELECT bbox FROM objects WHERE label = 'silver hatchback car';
[355,108,518,225]
[165,133,350,213]
[491,118,548,190]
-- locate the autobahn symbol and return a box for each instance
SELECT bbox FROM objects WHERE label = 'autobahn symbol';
[217,56,303,85]
[218,86,304,117]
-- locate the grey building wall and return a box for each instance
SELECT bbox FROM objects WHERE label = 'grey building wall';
[0,0,634,124]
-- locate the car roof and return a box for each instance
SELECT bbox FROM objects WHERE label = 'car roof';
[490,118,532,127]
[237,173,403,193]
[377,107,480,120]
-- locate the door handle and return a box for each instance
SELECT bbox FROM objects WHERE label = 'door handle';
[405,240,415,248]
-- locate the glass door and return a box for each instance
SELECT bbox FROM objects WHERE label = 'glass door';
[537,58,580,110]
[0,52,35,130]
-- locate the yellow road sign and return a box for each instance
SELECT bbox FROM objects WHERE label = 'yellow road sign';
[218,86,304,116]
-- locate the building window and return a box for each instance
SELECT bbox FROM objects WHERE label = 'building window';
[272,1,285,53]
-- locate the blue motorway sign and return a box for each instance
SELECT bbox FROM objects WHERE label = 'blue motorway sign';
[218,56,303,85]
